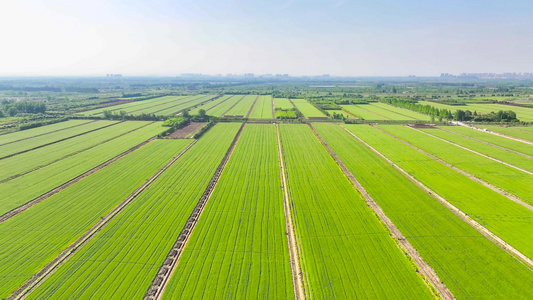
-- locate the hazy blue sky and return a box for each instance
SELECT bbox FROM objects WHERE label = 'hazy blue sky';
[1,0,532,76]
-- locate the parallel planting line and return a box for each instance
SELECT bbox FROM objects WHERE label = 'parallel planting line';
[8,140,197,300]
[0,122,154,184]
[275,124,307,300]
[0,121,119,160]
[205,95,234,112]
[409,126,533,175]
[0,120,97,147]
[439,126,533,159]
[310,124,452,300]
[369,104,416,120]
[0,136,160,224]
[341,125,533,269]
[187,94,223,113]
[245,95,259,118]
[465,124,533,145]
[373,125,533,212]
[356,105,392,120]
[143,123,245,300]
[221,95,246,116]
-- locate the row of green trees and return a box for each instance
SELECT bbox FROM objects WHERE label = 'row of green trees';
[380,98,454,121]
[0,101,46,117]
[454,109,519,122]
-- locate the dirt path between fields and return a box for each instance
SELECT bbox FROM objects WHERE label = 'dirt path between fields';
[409,127,533,175]
[374,125,533,212]
[143,123,245,300]
[438,127,533,159]
[462,124,533,146]
[313,124,453,300]
[8,140,197,300]
[221,95,246,117]
[276,124,307,300]
[205,95,233,112]
[0,120,97,147]
[369,104,418,120]
[342,125,533,269]
[271,96,276,119]
[0,121,119,160]
[245,95,259,118]
[0,122,153,184]
[356,105,392,120]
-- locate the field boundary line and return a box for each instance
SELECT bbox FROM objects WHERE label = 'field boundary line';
[276,124,307,300]
[0,120,97,147]
[341,125,533,269]
[0,121,154,184]
[312,124,453,300]
[409,126,533,175]
[7,140,197,300]
[341,109,358,119]
[153,94,216,116]
[271,95,276,119]
[374,125,533,211]
[185,94,224,114]
[143,123,245,300]
[221,95,246,117]
[0,121,120,160]
[245,95,260,118]
[120,95,205,116]
[462,123,533,145]
[355,105,392,120]
[438,126,533,159]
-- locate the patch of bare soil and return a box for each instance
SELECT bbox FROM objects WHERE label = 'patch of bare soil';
[166,122,207,139]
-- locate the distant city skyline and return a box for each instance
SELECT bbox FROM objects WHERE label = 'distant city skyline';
[1,0,532,76]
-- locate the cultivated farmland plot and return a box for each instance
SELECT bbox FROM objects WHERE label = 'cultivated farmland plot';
[249,95,274,119]
[0,119,94,145]
[290,99,327,119]
[477,125,533,142]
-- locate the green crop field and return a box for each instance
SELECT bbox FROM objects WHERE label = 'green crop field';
[224,95,257,117]
[273,98,294,110]
[249,95,274,119]
[439,125,533,157]
[348,125,533,259]
[369,103,431,120]
[418,127,533,173]
[419,101,533,122]
[0,139,191,299]
[0,120,117,158]
[341,105,389,120]
[279,124,432,299]
[313,123,533,299]
[28,123,242,299]
[290,99,327,118]
[163,124,293,299]
[0,122,167,216]
[0,121,150,182]
[189,95,233,115]
[392,127,533,204]
[361,104,416,120]
[477,125,533,142]
[0,120,94,145]
[208,95,246,117]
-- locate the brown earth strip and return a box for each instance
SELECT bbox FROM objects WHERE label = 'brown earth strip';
[287,98,298,109]
[374,125,533,211]
[143,123,245,300]
[341,109,358,119]
[311,124,453,300]
[7,140,197,300]
[166,122,206,139]
[276,124,307,300]
[0,121,120,160]
[438,126,533,159]
[0,122,153,184]
[0,120,98,147]
[245,95,260,118]
[342,125,533,269]
[463,124,533,145]
[409,126,533,175]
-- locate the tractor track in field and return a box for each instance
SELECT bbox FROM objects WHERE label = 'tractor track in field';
[438,127,533,159]
[342,125,533,269]
[271,96,276,119]
[0,121,120,160]
[0,122,154,184]
[409,126,533,175]
[0,120,98,147]
[356,105,392,120]
[143,123,245,300]
[204,95,233,112]
[221,95,246,117]
[0,136,162,224]
[7,140,197,300]
[369,104,420,120]
[245,95,259,118]
[373,125,533,212]
[462,124,533,145]
[177,94,224,115]
[287,98,298,110]
[276,124,307,300]
[311,124,453,300]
